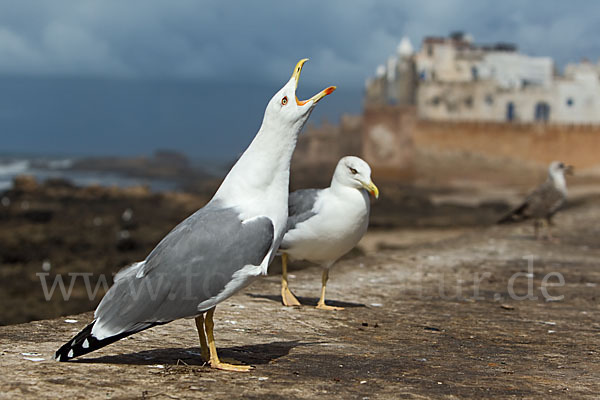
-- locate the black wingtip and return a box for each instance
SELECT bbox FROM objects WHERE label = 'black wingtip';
[55,320,164,361]
[55,320,131,362]
[497,212,524,225]
[497,215,514,224]
[55,321,96,362]
[497,201,529,225]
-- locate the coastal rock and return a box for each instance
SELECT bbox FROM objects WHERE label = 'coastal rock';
[13,175,38,193]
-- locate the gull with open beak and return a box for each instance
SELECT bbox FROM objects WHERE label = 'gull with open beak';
[55,59,335,371]
[278,156,379,310]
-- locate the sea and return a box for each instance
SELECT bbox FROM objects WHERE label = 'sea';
[0,155,179,192]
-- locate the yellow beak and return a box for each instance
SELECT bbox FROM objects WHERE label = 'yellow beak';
[291,58,336,106]
[362,180,379,199]
[291,58,309,88]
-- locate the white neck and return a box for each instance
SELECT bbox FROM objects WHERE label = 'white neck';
[213,122,298,209]
[329,176,362,199]
[549,170,567,195]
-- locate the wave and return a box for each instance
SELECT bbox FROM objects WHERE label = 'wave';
[0,181,12,191]
[45,159,74,170]
[0,157,177,192]
[0,160,30,176]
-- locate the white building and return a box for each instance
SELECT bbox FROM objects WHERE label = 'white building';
[366,32,600,124]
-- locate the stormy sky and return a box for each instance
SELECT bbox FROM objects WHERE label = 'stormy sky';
[1,0,599,159]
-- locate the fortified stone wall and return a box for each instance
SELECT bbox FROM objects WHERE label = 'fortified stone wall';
[293,106,600,184]
[294,115,362,164]
[291,114,363,188]
[362,106,415,180]
[413,119,600,168]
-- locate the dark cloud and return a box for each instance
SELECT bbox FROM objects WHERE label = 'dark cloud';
[1,1,599,87]
[1,1,599,159]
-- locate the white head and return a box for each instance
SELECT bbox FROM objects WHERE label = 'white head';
[332,156,379,198]
[548,161,574,181]
[261,59,336,135]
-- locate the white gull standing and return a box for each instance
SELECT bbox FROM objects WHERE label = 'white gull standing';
[279,156,379,310]
[55,59,335,371]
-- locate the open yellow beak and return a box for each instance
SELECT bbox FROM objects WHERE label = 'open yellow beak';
[362,180,379,199]
[291,58,336,106]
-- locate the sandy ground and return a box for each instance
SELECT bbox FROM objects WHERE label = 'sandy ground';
[1,199,599,399]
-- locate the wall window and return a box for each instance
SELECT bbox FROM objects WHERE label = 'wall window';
[464,96,473,108]
[566,98,574,107]
[485,94,494,105]
[471,66,479,81]
[534,102,550,122]
[506,102,515,121]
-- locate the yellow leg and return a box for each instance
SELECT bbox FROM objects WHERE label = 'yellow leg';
[194,315,210,362]
[316,269,344,311]
[205,307,253,372]
[281,253,301,306]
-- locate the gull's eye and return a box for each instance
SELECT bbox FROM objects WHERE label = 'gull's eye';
[281,96,288,106]
[349,167,358,175]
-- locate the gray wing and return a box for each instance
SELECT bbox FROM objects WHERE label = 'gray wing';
[285,188,322,233]
[499,181,565,223]
[93,201,274,336]
[521,181,566,218]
